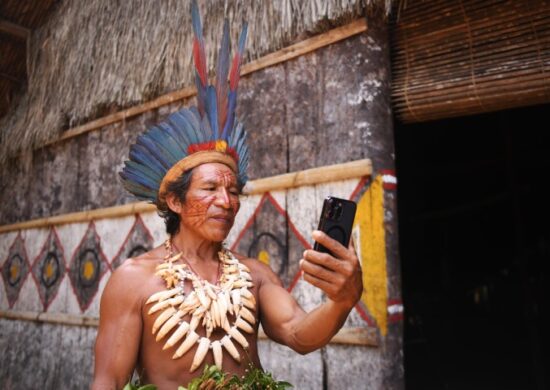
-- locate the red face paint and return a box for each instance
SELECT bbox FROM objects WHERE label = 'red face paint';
[179,163,240,240]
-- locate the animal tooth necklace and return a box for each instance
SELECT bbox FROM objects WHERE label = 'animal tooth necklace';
[146,238,256,372]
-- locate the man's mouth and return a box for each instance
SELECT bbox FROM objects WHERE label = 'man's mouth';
[210,214,233,223]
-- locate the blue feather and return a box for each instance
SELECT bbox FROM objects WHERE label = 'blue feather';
[201,115,213,141]
[158,122,188,155]
[206,86,219,137]
[238,23,248,54]
[148,127,182,163]
[187,106,202,133]
[182,108,205,144]
[121,167,158,190]
[119,173,158,200]
[229,121,243,146]
[191,0,204,46]
[130,143,168,174]
[216,19,230,132]
[167,112,194,147]
[195,73,207,118]
[124,160,163,183]
[221,90,237,140]
[136,135,175,169]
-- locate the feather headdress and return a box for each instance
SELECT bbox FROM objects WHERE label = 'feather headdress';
[120,0,248,206]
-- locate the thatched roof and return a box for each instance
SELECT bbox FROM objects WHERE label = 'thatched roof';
[0,0,391,163]
[0,0,58,119]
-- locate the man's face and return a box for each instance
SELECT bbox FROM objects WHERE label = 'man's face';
[179,163,240,242]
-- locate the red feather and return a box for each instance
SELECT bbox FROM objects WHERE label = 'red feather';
[193,39,207,86]
[229,55,241,91]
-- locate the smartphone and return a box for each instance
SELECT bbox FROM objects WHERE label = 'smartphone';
[313,196,357,255]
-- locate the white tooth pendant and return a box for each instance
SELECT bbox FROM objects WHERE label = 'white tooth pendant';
[173,330,199,359]
[239,306,256,325]
[235,317,254,334]
[150,242,256,365]
[221,336,240,362]
[228,327,249,349]
[152,307,177,335]
[231,289,241,315]
[156,311,183,341]
[212,340,223,369]
[146,287,181,304]
[148,295,184,315]
[190,337,211,372]
[163,321,190,350]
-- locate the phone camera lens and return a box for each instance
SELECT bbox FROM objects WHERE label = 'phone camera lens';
[334,203,343,219]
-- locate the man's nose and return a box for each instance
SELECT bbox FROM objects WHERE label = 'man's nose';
[215,188,231,208]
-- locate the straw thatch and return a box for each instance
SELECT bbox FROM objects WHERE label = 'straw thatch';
[0,0,391,164]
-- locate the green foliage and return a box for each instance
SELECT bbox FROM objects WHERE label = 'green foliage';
[124,364,292,390]
[181,364,292,390]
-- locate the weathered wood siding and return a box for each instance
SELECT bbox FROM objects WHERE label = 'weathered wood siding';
[0,14,402,390]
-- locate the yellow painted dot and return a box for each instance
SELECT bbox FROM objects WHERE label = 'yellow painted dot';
[9,263,19,281]
[258,250,270,265]
[82,260,95,280]
[215,140,228,152]
[45,262,54,280]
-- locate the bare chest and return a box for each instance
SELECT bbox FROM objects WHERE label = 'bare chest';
[136,260,261,386]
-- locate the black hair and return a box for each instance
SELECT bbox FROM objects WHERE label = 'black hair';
[157,169,194,236]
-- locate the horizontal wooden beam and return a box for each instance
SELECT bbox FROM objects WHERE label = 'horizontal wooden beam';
[243,158,372,194]
[240,18,368,76]
[44,18,367,148]
[0,19,30,40]
[0,309,378,346]
[0,159,371,233]
[0,309,99,327]
[0,202,154,233]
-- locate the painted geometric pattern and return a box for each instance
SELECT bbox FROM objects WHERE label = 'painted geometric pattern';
[0,176,399,334]
[111,216,154,270]
[1,233,30,308]
[231,193,310,290]
[31,228,66,310]
[68,222,109,312]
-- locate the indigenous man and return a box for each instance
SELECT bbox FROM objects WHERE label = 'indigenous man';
[92,3,362,389]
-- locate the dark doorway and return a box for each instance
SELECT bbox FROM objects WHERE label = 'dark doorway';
[395,105,549,389]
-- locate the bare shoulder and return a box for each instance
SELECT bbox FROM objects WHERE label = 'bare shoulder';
[102,245,165,306]
[231,252,283,287]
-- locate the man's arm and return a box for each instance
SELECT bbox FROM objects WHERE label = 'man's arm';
[259,230,363,354]
[92,261,144,390]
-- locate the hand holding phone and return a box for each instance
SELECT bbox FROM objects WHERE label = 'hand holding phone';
[300,195,362,309]
[313,196,357,255]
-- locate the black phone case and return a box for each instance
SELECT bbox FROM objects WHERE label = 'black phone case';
[313,196,357,255]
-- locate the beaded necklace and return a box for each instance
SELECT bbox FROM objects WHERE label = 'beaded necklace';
[146,239,256,372]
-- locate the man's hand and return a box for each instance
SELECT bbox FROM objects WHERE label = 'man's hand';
[300,230,363,309]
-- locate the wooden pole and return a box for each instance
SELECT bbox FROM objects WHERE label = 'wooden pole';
[0,310,99,327]
[243,158,372,194]
[0,310,378,346]
[0,159,372,233]
[43,19,367,149]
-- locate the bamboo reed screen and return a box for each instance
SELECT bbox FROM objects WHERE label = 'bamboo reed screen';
[391,0,550,123]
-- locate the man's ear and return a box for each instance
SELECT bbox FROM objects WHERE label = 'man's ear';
[166,193,182,213]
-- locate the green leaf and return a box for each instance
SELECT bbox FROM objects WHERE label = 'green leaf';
[122,384,136,390]
[137,385,157,390]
